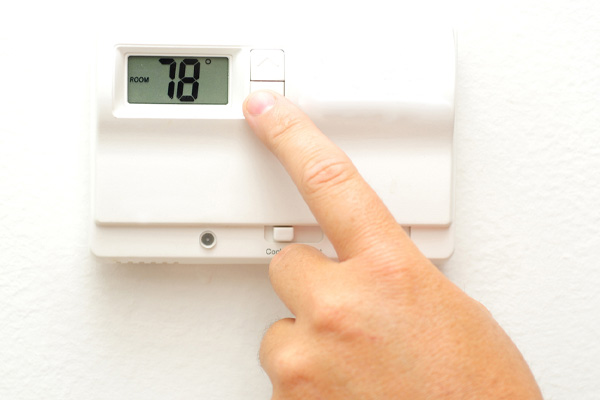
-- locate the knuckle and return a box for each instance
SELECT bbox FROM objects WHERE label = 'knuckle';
[301,157,356,197]
[310,295,354,334]
[261,334,311,389]
[260,319,291,368]
[272,347,311,388]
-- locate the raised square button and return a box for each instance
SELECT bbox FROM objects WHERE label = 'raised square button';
[273,226,294,242]
[251,49,285,81]
[250,81,285,96]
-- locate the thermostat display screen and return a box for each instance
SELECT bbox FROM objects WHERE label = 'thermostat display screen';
[127,56,229,104]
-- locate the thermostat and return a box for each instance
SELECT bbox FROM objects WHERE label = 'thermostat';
[91,34,456,264]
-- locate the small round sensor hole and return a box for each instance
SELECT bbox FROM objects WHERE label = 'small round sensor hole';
[200,231,216,249]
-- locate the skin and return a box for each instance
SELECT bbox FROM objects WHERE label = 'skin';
[242,90,543,400]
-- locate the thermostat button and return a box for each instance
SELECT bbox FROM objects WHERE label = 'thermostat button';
[273,226,294,242]
[250,81,285,96]
[251,49,285,81]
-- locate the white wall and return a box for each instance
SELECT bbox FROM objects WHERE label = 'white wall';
[1,1,599,398]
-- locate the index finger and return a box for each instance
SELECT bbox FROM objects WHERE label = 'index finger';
[243,90,408,261]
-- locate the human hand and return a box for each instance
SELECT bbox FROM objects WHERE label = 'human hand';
[243,91,542,399]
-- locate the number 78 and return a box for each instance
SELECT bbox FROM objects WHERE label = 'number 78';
[159,58,200,102]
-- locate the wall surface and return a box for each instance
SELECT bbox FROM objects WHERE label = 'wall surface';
[1,1,599,399]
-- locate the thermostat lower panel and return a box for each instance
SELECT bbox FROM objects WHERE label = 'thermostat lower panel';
[92,225,452,264]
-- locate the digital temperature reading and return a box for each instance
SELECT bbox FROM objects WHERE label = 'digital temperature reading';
[127,56,229,104]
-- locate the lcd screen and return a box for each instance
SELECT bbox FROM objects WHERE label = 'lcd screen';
[128,56,229,104]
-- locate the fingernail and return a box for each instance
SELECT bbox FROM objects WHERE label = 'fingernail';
[246,91,276,116]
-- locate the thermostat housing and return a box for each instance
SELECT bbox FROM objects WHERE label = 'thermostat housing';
[91,33,455,264]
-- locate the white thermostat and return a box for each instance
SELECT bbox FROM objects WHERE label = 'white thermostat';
[91,33,456,264]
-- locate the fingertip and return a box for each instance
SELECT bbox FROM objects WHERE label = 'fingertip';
[244,90,277,116]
